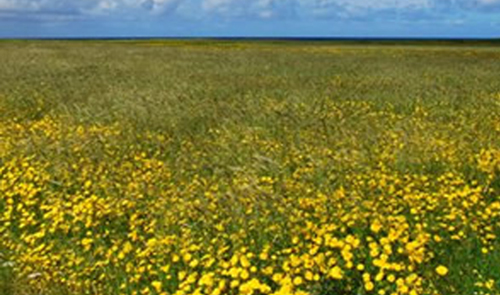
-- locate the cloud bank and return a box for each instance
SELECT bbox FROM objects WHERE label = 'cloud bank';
[1,0,500,20]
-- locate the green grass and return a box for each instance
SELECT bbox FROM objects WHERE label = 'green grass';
[1,40,500,295]
[2,40,499,173]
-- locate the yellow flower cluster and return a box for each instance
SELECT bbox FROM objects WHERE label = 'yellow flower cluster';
[1,95,499,295]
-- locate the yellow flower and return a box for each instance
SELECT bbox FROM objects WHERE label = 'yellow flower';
[189,259,199,268]
[436,265,449,276]
[160,265,170,273]
[151,281,162,293]
[329,266,343,280]
[371,219,382,233]
[240,255,251,268]
[81,238,93,251]
[263,266,274,275]
[387,274,396,283]
[240,269,250,280]
[199,273,214,287]
[365,281,375,291]
[259,252,269,260]
[293,276,303,286]
[230,280,240,288]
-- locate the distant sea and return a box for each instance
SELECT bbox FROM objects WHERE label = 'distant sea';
[2,37,499,42]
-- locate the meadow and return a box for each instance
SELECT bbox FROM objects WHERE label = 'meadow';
[1,40,500,295]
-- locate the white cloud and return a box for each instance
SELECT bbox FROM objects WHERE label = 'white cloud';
[299,0,436,18]
[0,0,43,11]
[140,0,183,14]
[201,0,230,11]
[201,0,296,18]
[1,0,499,21]
[200,0,500,20]
[309,0,432,10]
[199,0,434,19]
[0,0,189,19]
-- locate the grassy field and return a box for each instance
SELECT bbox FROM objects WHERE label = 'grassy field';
[1,40,500,295]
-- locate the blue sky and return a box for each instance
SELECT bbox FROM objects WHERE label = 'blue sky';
[0,0,499,38]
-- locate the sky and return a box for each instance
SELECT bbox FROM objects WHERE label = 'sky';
[0,0,499,38]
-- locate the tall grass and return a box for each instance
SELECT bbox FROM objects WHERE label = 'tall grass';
[1,40,500,295]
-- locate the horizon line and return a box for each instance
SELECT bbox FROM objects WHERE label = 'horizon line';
[1,36,500,41]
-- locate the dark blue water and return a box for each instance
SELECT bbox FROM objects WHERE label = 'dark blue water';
[2,37,499,44]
